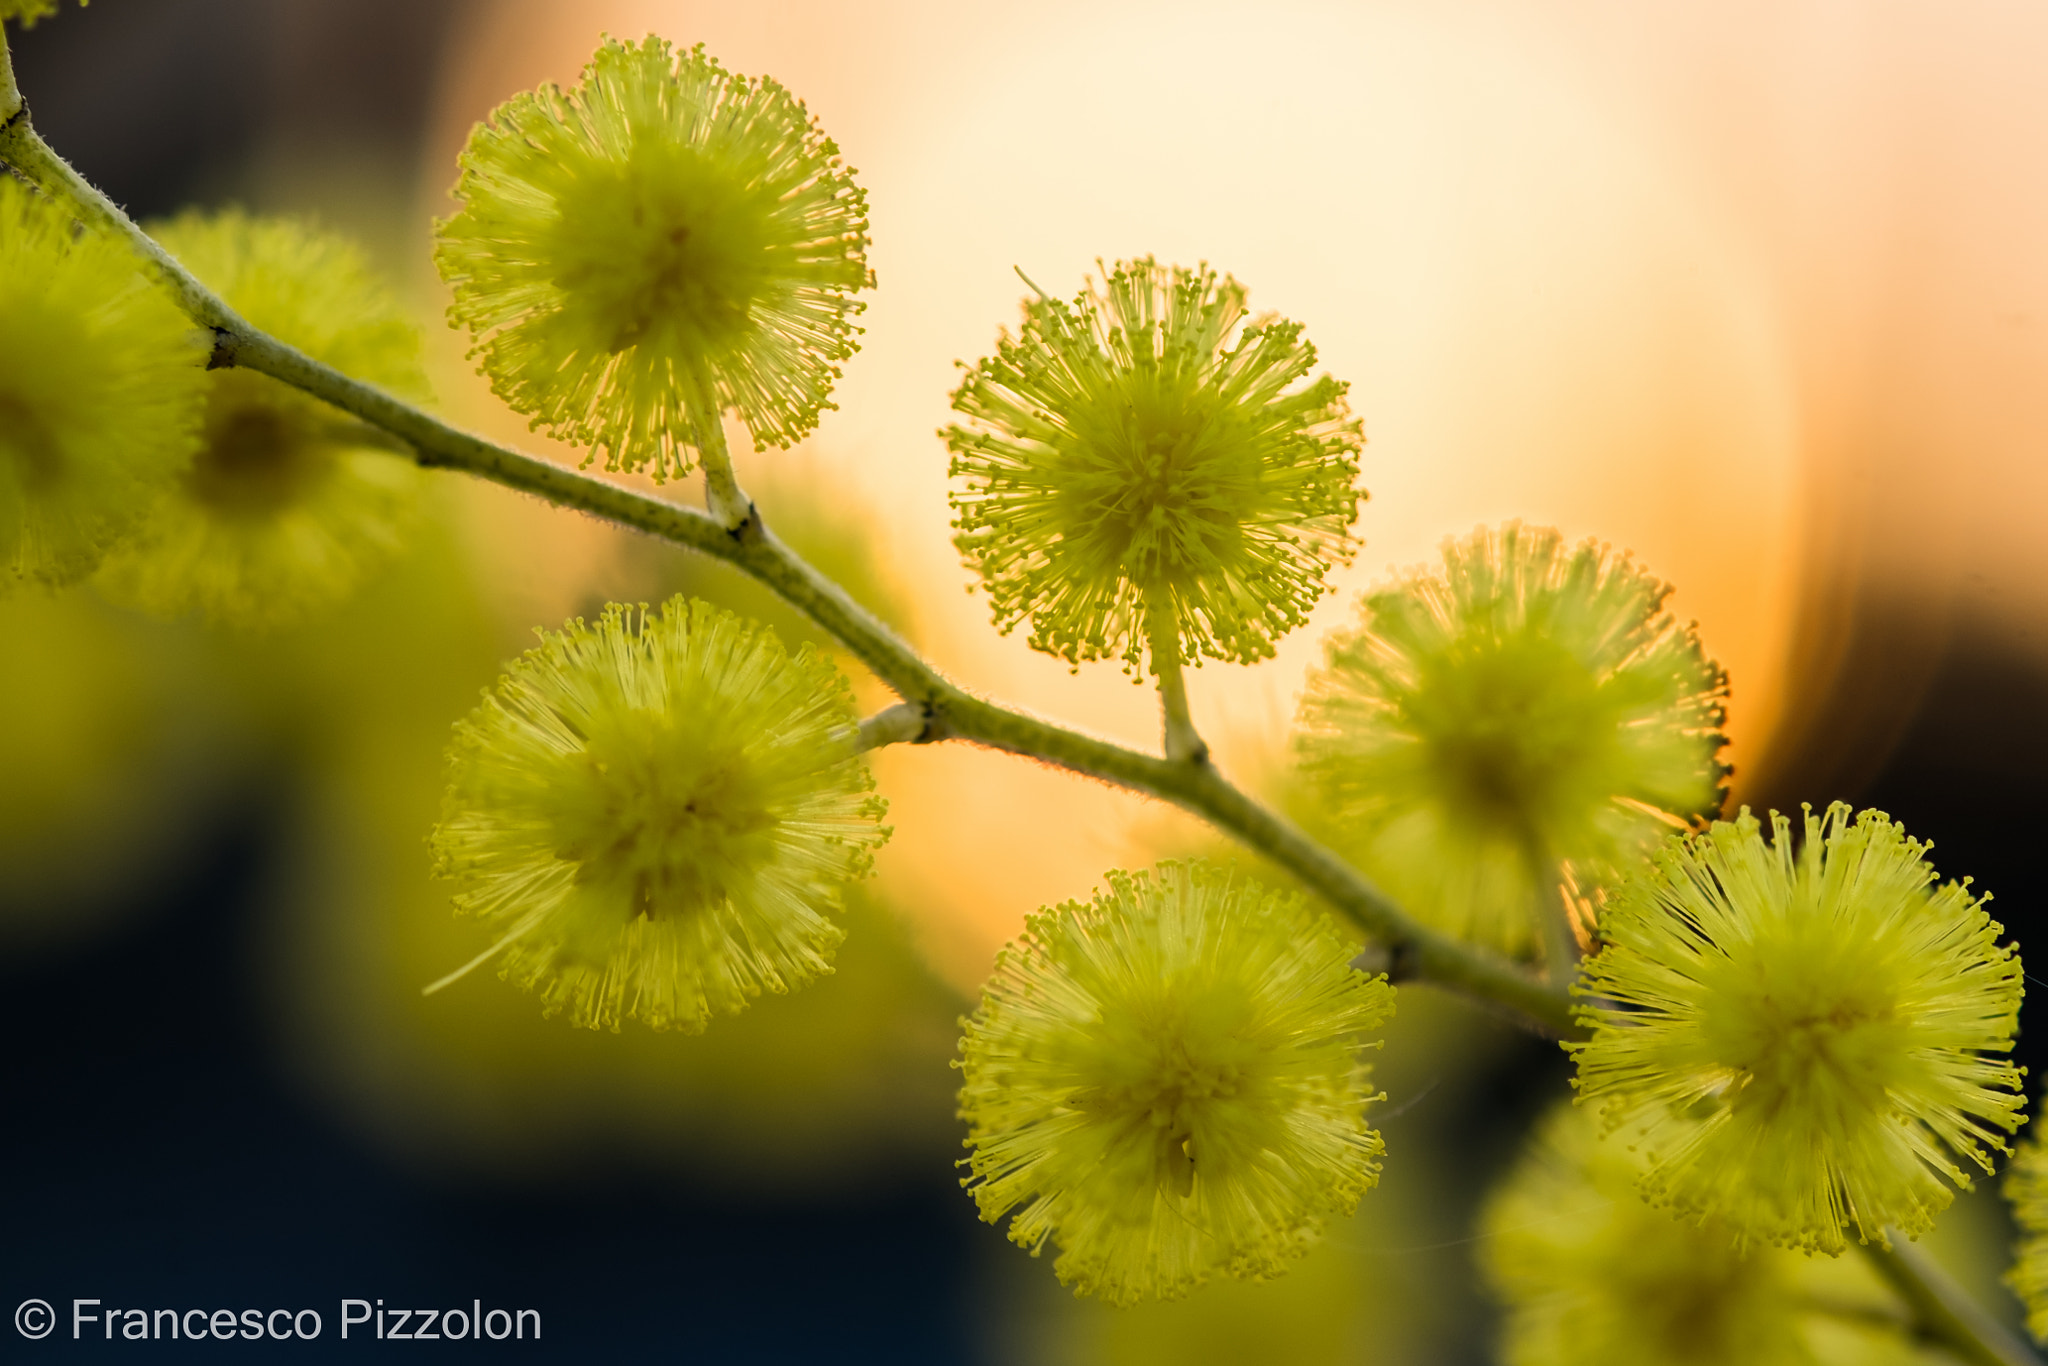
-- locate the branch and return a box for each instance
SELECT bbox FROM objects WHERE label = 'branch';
[1862,1237,2043,1366]
[0,103,1580,1038]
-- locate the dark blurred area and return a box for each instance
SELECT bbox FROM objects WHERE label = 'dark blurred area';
[6,2,2046,1363]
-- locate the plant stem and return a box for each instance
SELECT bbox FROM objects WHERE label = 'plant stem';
[0,27,20,127]
[690,403,755,534]
[0,90,1578,1036]
[1861,1237,2043,1366]
[1145,591,1207,765]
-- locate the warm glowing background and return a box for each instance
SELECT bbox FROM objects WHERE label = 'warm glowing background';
[7,3,2048,1362]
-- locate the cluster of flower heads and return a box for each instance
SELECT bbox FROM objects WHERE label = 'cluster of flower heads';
[0,177,203,587]
[946,258,1363,672]
[95,211,428,628]
[1296,523,1727,956]
[957,862,1392,1305]
[1483,1103,1937,1366]
[436,35,874,480]
[1570,803,2026,1255]
[431,596,889,1033]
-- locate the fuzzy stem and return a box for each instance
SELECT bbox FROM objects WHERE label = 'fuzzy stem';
[0,26,21,127]
[1145,591,1207,764]
[690,401,755,534]
[1861,1237,2042,1366]
[856,701,930,752]
[0,100,1578,1036]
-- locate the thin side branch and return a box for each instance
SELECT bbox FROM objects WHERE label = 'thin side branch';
[1145,593,1208,765]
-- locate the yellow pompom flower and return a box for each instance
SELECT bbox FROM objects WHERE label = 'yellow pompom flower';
[2003,1112,2048,1341]
[1,177,203,587]
[1483,1103,1930,1366]
[430,596,889,1033]
[1571,804,2026,1255]
[94,211,427,627]
[958,862,1393,1306]
[946,258,1363,671]
[435,35,873,479]
[1294,523,1727,954]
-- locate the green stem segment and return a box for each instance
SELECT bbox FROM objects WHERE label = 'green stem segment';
[1861,1238,2043,1366]
[2,74,1574,1038]
[1144,591,1208,765]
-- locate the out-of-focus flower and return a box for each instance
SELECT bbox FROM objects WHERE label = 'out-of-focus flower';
[1,0,83,30]
[946,257,1362,672]
[2003,1109,2048,1341]
[958,861,1391,1305]
[1483,1102,1935,1366]
[1,176,202,586]
[1295,523,1726,955]
[431,596,888,1032]
[436,34,872,479]
[1571,805,2025,1255]
[95,211,427,628]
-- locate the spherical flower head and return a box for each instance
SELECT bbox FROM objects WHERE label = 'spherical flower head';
[94,211,428,628]
[945,258,1363,670]
[1,177,203,587]
[1294,523,1727,954]
[435,34,873,479]
[957,861,1392,1305]
[1483,1102,1928,1366]
[431,596,889,1032]
[1570,804,2026,1255]
[2004,1112,2048,1341]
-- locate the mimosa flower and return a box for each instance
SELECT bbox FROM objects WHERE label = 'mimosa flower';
[946,258,1363,670]
[958,862,1392,1305]
[435,35,873,479]
[0,176,203,586]
[1571,805,2025,1254]
[1295,523,1727,954]
[431,596,889,1032]
[95,211,427,627]
[1483,1103,1926,1366]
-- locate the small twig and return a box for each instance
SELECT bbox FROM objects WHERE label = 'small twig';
[856,701,930,752]
[1146,592,1208,765]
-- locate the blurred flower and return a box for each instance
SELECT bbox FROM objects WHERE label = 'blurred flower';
[1483,1102,1934,1366]
[95,211,427,628]
[946,257,1361,671]
[958,861,1391,1306]
[0,176,202,587]
[0,0,80,29]
[1294,523,1726,954]
[435,34,872,479]
[1571,805,2025,1255]
[2003,1110,2048,1341]
[431,595,888,1032]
